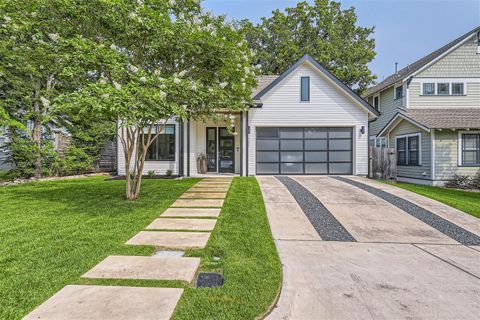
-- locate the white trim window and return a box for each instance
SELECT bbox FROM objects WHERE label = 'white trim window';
[458,131,480,166]
[420,81,466,96]
[437,82,449,95]
[452,83,464,95]
[422,83,435,95]
[396,133,421,166]
[394,85,403,100]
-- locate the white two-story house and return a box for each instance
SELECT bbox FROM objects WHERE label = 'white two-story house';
[364,26,480,185]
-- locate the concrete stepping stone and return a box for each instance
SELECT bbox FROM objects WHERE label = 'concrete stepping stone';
[161,208,221,218]
[23,285,183,320]
[195,181,231,185]
[188,187,230,192]
[180,192,226,199]
[126,231,211,249]
[147,218,217,231]
[82,255,200,282]
[201,177,232,180]
[172,199,224,208]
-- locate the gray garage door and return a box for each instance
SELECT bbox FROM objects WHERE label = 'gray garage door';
[256,127,353,175]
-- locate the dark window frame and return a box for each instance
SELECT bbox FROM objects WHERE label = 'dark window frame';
[461,133,480,166]
[145,124,176,161]
[373,95,379,109]
[300,77,310,102]
[396,137,407,165]
[396,134,421,166]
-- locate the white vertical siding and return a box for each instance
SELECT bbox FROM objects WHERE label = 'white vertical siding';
[247,62,371,175]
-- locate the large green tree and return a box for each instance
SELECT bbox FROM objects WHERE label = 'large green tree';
[240,0,376,93]
[0,0,114,178]
[56,0,256,200]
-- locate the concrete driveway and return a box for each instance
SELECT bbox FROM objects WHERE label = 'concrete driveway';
[258,176,480,320]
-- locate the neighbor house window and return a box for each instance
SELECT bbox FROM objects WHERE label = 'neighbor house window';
[437,83,449,95]
[395,85,403,100]
[397,137,407,165]
[461,133,480,165]
[396,134,420,166]
[145,124,176,161]
[373,96,379,109]
[408,135,419,165]
[301,76,310,102]
[452,83,464,95]
[422,83,435,95]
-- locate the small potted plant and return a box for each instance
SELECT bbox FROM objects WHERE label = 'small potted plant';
[197,153,208,174]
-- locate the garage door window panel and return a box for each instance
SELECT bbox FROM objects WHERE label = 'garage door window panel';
[281,152,303,162]
[329,163,352,174]
[257,127,279,138]
[305,139,327,150]
[305,128,327,139]
[305,151,327,162]
[305,163,328,174]
[329,151,352,162]
[281,140,303,150]
[257,151,279,162]
[281,163,303,174]
[257,163,279,174]
[329,139,352,151]
[280,128,303,139]
[257,139,279,151]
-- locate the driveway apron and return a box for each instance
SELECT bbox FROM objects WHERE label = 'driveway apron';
[260,175,480,320]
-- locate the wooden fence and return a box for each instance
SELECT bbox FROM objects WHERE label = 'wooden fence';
[369,146,396,181]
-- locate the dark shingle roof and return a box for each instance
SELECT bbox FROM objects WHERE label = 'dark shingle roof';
[400,108,480,129]
[365,26,480,97]
[252,75,279,98]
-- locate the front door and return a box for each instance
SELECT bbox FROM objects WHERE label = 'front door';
[206,127,217,172]
[218,128,235,173]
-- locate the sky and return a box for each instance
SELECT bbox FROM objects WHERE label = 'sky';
[203,0,480,83]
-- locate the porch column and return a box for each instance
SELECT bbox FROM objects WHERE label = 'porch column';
[240,111,244,176]
[187,120,191,177]
[245,110,249,176]
[178,121,184,177]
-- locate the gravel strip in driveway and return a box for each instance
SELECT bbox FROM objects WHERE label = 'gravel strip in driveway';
[276,176,355,242]
[334,177,480,246]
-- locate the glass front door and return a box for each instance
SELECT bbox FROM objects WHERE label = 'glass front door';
[206,127,217,172]
[218,128,235,173]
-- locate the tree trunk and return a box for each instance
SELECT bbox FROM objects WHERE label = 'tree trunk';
[32,93,42,179]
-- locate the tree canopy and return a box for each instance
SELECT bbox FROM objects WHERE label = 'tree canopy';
[239,0,376,93]
[53,0,256,199]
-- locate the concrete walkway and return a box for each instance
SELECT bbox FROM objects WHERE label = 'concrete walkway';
[259,176,480,320]
[24,178,232,320]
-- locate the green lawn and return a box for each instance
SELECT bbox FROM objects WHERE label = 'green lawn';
[384,181,480,218]
[0,176,281,319]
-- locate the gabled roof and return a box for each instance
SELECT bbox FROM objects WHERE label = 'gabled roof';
[365,26,480,97]
[378,108,480,136]
[252,54,379,117]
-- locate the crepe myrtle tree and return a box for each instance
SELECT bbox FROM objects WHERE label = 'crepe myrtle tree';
[57,0,257,200]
